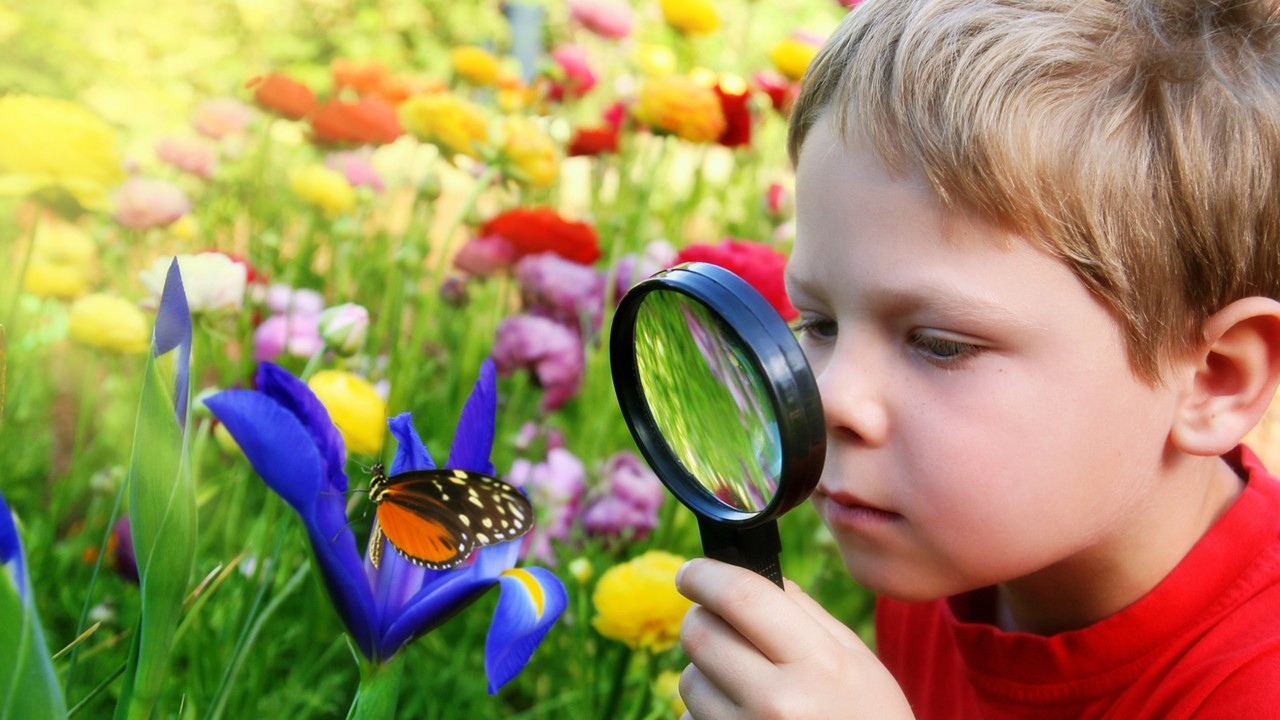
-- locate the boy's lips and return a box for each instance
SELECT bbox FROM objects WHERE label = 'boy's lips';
[814,486,902,526]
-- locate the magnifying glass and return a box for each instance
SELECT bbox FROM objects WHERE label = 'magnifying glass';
[611,262,826,587]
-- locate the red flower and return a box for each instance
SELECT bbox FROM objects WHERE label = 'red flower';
[751,70,800,116]
[714,82,752,148]
[675,239,796,320]
[309,96,403,146]
[568,126,620,156]
[481,208,601,265]
[247,72,317,120]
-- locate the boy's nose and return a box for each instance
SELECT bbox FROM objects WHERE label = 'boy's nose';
[815,351,889,447]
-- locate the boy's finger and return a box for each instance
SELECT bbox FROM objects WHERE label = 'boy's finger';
[677,558,834,664]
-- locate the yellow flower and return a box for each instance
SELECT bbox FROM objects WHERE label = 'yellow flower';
[634,76,726,144]
[399,93,489,159]
[592,550,692,651]
[769,34,822,82]
[451,46,502,86]
[659,0,719,35]
[0,95,125,211]
[634,44,676,77]
[307,370,385,455]
[289,164,356,217]
[654,670,688,716]
[23,219,98,299]
[68,294,150,354]
[496,116,559,188]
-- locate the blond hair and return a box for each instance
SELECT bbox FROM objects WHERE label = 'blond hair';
[789,0,1280,381]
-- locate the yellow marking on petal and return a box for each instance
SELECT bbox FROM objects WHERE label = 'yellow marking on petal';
[502,568,545,617]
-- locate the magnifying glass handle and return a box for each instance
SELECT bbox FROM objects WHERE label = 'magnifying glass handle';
[696,518,784,588]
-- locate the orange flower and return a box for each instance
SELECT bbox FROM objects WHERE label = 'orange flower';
[481,208,601,265]
[309,96,403,146]
[248,72,317,120]
[633,75,726,143]
[332,59,392,96]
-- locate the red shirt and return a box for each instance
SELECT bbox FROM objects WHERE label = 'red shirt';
[877,446,1280,719]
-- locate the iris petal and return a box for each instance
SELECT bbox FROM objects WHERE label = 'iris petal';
[0,491,25,601]
[446,359,497,475]
[386,413,435,475]
[256,362,349,493]
[152,259,192,424]
[205,391,324,508]
[485,567,568,694]
[205,387,379,658]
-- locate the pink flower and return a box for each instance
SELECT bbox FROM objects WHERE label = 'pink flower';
[507,447,587,562]
[453,235,518,276]
[265,283,325,317]
[317,302,369,355]
[515,252,605,331]
[253,313,324,361]
[155,136,218,179]
[493,314,584,411]
[549,45,598,100]
[113,178,191,230]
[763,181,794,221]
[325,150,384,193]
[581,452,666,539]
[191,97,255,139]
[568,0,634,39]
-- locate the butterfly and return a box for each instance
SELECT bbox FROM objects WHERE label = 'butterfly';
[366,463,534,570]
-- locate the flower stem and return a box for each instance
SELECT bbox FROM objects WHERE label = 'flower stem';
[599,643,634,719]
[346,654,406,720]
[5,209,40,332]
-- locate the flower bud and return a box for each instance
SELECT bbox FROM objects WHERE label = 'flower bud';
[318,302,370,356]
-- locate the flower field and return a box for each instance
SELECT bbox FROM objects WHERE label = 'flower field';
[0,0,877,717]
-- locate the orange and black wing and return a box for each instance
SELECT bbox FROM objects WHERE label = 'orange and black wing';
[375,468,534,570]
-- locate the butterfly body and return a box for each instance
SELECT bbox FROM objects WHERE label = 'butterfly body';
[367,463,534,570]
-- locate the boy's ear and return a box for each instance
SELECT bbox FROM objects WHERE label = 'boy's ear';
[1171,297,1280,456]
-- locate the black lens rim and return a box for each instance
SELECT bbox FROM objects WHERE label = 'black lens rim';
[610,262,825,527]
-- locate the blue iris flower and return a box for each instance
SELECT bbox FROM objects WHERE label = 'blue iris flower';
[204,359,566,693]
[0,490,25,602]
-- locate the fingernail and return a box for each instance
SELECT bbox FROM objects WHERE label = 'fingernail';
[676,559,692,587]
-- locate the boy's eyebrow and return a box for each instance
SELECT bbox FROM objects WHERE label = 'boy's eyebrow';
[873,286,1038,330]
[785,272,1041,331]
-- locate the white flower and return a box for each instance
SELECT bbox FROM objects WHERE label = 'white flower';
[139,253,247,313]
[317,302,370,356]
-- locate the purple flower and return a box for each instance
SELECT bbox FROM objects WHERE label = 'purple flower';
[492,315,584,411]
[112,516,139,584]
[507,448,586,563]
[612,239,676,302]
[204,361,567,690]
[581,452,666,539]
[515,252,605,331]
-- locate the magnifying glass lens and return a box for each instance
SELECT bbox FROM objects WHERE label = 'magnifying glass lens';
[633,292,782,514]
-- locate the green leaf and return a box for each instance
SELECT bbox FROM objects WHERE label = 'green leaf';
[115,262,196,720]
[0,547,67,720]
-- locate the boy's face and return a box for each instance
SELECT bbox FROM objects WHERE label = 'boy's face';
[788,114,1183,602]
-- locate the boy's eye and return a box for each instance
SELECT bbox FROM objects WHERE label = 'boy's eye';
[790,317,837,342]
[909,331,979,362]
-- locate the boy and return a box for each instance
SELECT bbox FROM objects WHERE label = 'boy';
[675,0,1280,717]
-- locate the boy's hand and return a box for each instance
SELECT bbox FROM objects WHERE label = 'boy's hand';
[676,558,915,719]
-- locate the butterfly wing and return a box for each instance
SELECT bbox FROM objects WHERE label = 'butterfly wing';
[376,469,534,570]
